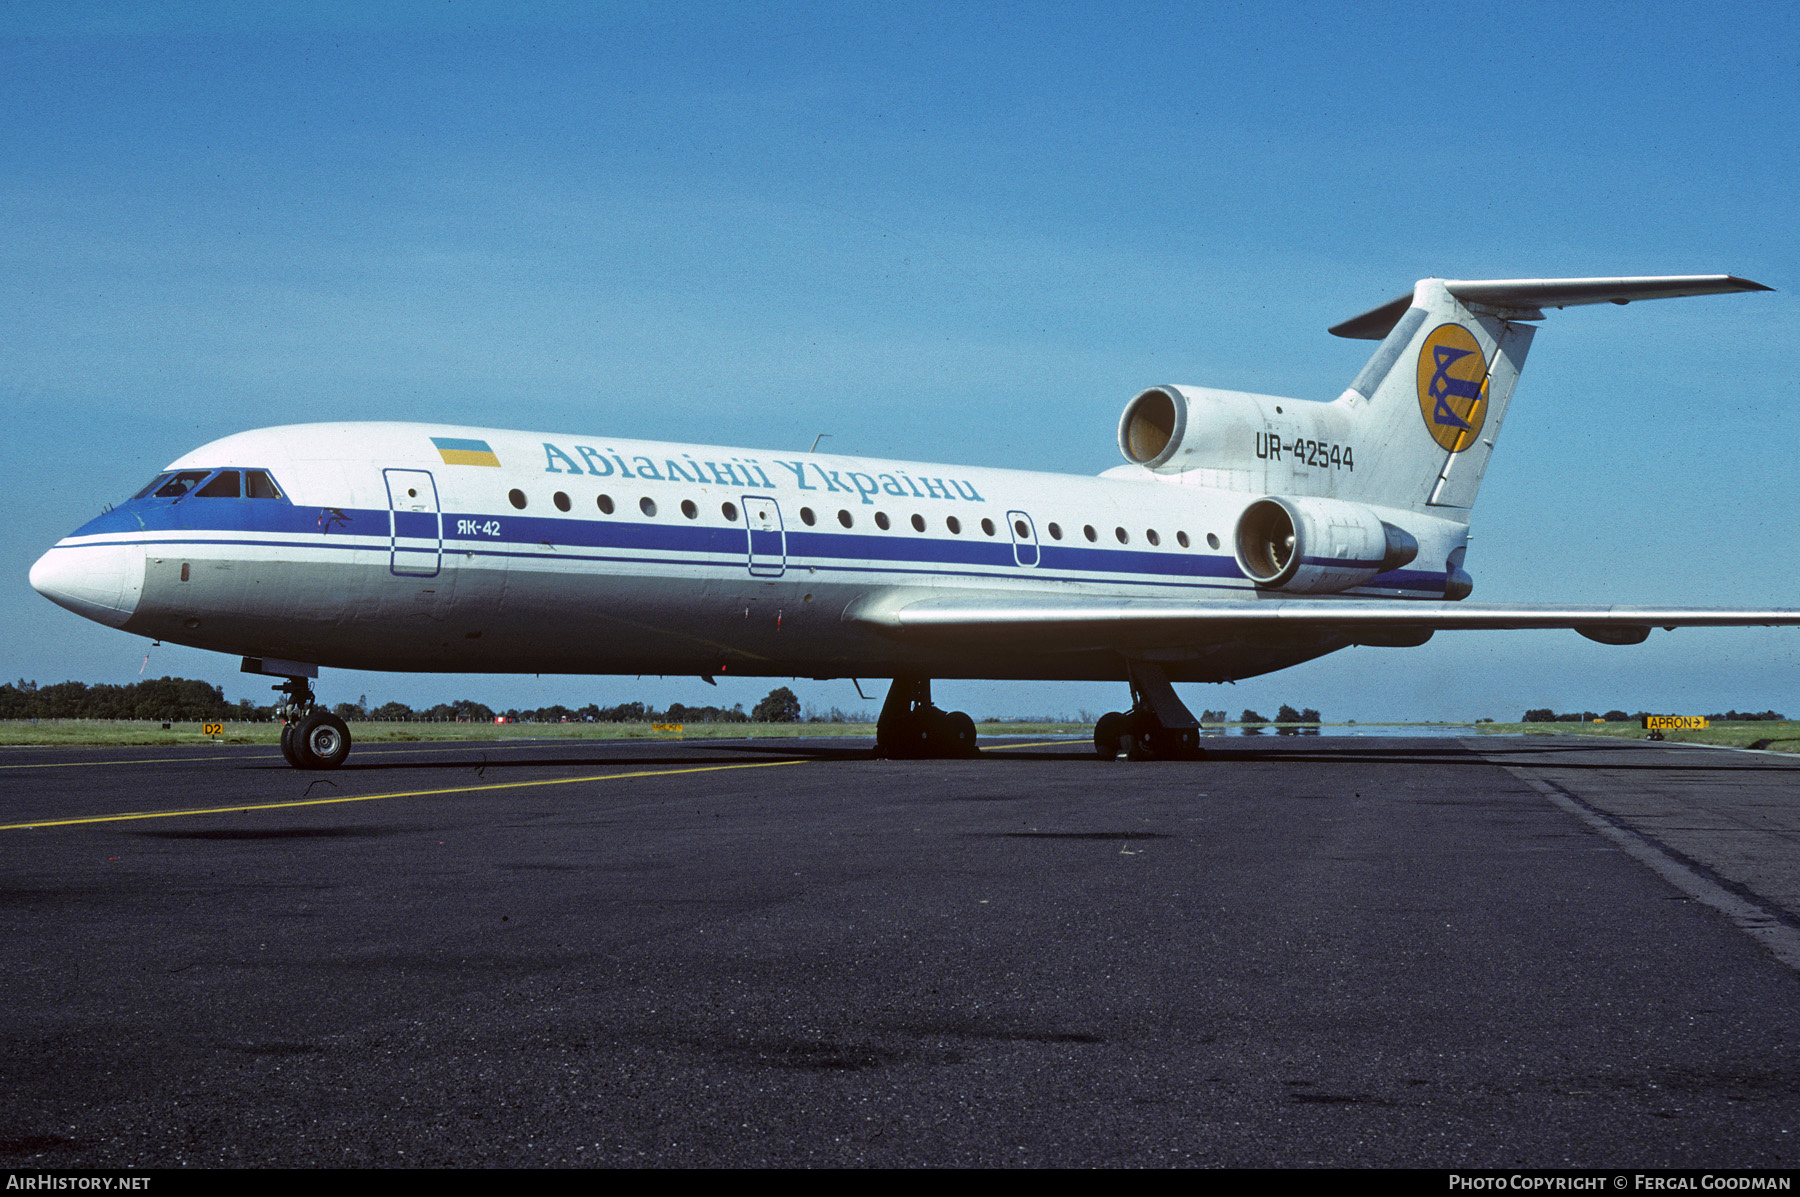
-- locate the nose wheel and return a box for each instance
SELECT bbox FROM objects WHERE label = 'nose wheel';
[271,674,353,770]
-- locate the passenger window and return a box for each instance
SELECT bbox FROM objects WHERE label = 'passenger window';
[837,510,853,528]
[980,518,995,536]
[155,471,210,498]
[1083,525,1097,542]
[245,470,282,499]
[1207,533,1221,550]
[597,494,615,514]
[875,512,890,530]
[1146,529,1160,546]
[800,507,816,526]
[640,497,658,517]
[1115,527,1129,544]
[946,516,962,534]
[681,499,699,519]
[1047,523,1062,540]
[509,489,527,510]
[721,502,739,522]
[1013,519,1029,539]
[1176,531,1190,548]
[910,514,925,532]
[554,492,572,512]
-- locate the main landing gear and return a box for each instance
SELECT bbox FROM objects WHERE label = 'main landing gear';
[272,674,352,771]
[1094,662,1206,761]
[875,676,980,759]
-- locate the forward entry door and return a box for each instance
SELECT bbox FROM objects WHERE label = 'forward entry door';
[384,469,442,577]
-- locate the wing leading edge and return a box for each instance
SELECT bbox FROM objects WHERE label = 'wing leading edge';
[848,595,1800,649]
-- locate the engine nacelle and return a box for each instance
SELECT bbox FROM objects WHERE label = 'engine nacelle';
[1118,384,1350,473]
[1234,496,1419,594]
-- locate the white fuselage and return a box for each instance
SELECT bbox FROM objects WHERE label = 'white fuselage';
[30,421,1466,685]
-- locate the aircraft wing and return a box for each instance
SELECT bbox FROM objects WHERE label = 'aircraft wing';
[847,595,1800,649]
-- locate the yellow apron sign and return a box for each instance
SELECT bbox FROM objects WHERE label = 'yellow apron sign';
[1643,716,1709,731]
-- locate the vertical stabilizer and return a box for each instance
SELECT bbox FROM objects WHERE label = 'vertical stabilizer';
[1328,279,1534,514]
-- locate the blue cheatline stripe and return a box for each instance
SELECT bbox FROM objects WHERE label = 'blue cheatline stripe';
[58,531,1449,596]
[67,495,1451,593]
[393,511,438,537]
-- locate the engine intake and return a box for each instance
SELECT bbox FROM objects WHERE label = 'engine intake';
[1235,496,1419,594]
[1119,387,1185,468]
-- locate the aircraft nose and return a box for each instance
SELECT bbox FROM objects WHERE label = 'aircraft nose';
[30,542,145,629]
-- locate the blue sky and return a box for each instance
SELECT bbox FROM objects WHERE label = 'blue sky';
[4,1,1796,722]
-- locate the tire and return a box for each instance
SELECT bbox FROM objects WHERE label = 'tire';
[879,712,927,760]
[292,710,352,770]
[279,722,301,767]
[1153,728,1205,760]
[1094,711,1125,760]
[946,711,979,757]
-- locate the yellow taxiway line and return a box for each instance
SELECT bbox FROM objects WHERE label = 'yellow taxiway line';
[0,737,1085,830]
[0,759,807,831]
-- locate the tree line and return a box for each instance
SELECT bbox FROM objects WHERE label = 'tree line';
[2,678,244,721]
[1,679,810,724]
[1199,705,1323,724]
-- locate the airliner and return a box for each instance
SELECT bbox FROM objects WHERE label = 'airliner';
[29,274,1798,768]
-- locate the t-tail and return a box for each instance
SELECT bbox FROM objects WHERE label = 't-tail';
[1116,274,1769,517]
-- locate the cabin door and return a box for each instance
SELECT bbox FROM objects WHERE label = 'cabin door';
[1007,509,1040,567]
[744,496,786,577]
[384,468,442,578]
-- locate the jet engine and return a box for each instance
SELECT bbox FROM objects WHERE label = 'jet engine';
[1117,384,1351,473]
[1234,496,1418,594]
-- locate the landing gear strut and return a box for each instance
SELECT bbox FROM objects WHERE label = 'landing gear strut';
[270,674,351,771]
[875,676,979,759]
[1094,661,1205,761]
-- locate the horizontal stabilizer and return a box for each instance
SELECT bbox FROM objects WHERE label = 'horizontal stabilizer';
[1330,275,1771,340]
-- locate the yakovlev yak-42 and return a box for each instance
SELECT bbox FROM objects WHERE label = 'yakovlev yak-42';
[30,274,1798,768]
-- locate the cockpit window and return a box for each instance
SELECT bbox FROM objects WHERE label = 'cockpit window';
[136,468,283,501]
[245,470,282,499]
[153,471,211,498]
[196,471,241,498]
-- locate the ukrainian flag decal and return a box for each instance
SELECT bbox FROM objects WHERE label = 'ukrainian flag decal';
[431,437,501,467]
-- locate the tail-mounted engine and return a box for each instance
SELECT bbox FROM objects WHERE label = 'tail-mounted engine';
[1118,384,1351,474]
[1234,496,1418,594]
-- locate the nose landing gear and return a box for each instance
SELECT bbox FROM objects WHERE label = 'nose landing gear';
[267,672,352,770]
